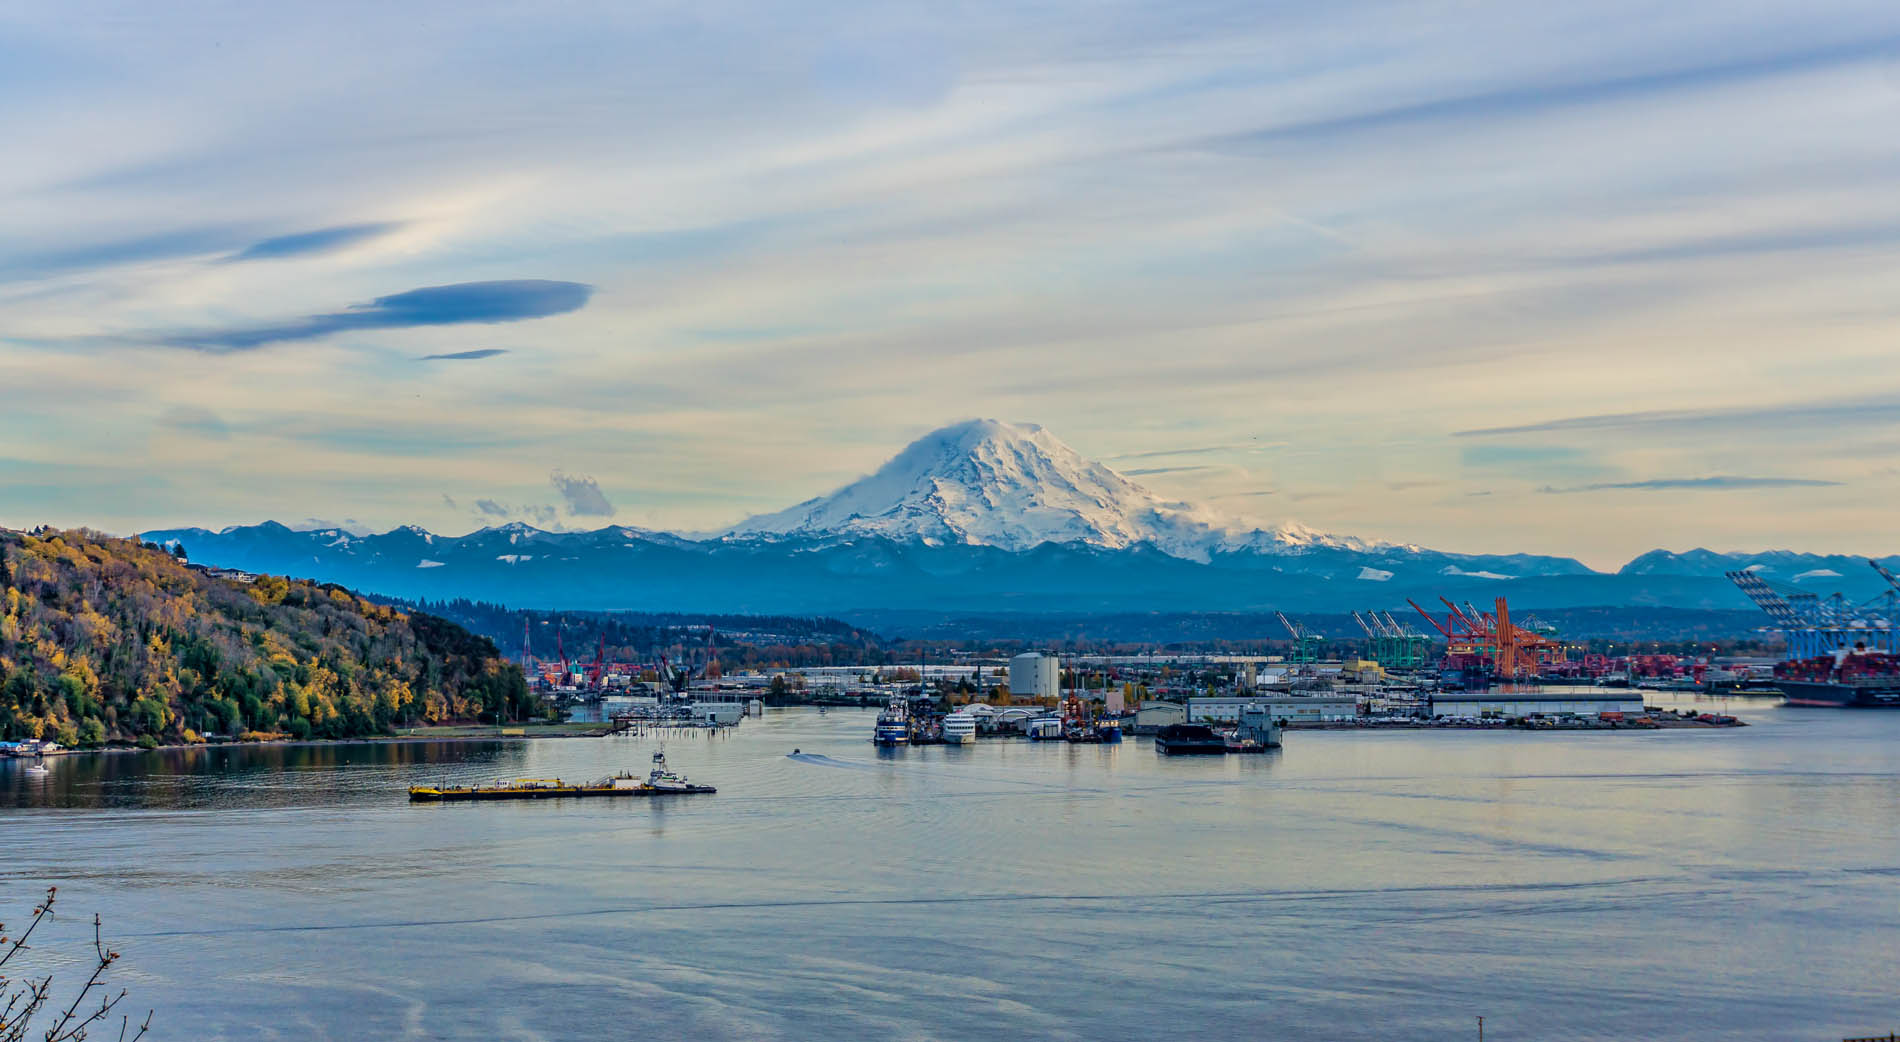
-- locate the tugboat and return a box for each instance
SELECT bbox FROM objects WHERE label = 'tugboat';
[645,747,702,792]
[1222,707,1283,753]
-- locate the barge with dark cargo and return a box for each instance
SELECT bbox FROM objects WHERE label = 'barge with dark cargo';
[409,751,714,801]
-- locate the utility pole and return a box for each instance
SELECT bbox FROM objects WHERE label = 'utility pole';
[1477,1016,1483,1042]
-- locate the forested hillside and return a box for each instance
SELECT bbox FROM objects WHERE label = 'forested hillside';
[394,597,891,669]
[1,528,537,747]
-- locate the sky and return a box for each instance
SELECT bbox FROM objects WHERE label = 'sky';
[3,0,1898,569]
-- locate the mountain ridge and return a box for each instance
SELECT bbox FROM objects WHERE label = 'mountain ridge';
[124,419,1895,615]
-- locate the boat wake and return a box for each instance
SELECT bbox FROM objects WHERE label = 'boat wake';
[787,752,873,770]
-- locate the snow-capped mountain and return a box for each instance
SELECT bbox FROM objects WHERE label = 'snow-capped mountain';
[725,418,1362,561]
[130,418,1895,616]
[1618,548,1900,583]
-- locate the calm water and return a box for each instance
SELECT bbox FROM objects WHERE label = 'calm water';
[4,699,1897,1041]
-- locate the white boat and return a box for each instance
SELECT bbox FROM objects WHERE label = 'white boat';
[941,713,977,745]
[645,748,701,792]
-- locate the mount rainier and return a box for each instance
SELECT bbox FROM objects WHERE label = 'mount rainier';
[137,420,1893,615]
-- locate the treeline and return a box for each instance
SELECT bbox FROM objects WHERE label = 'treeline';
[387,598,893,670]
[1,528,539,747]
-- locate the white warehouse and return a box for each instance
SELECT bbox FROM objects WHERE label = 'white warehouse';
[1426,691,1647,719]
[1187,695,1359,723]
[1009,653,1061,699]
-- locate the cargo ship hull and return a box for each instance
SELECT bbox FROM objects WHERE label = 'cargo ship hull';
[1774,680,1900,708]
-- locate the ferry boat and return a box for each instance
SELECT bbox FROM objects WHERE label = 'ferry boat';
[941,712,977,745]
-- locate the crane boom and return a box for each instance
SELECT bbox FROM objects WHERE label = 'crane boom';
[1351,611,1376,638]
[1410,599,1455,637]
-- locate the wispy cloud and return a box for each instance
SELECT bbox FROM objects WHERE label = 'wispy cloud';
[1457,394,1900,438]
[1540,476,1844,493]
[473,498,557,525]
[1123,464,1217,476]
[419,348,509,361]
[0,225,247,281]
[155,404,231,440]
[1105,442,1275,461]
[226,222,404,262]
[160,280,592,352]
[550,470,614,516]
[1203,36,1900,155]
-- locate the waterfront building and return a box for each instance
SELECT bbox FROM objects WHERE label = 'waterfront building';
[1426,691,1646,719]
[1130,700,1187,734]
[1187,695,1359,723]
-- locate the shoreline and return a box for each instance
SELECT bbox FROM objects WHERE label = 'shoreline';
[12,706,1754,762]
[27,722,616,759]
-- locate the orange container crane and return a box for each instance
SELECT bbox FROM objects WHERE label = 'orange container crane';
[1411,595,1566,678]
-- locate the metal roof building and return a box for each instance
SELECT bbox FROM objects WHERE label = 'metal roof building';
[1426,690,1646,719]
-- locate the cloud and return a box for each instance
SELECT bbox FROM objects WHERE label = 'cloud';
[0,225,248,281]
[419,348,509,360]
[292,517,372,535]
[1460,444,1595,465]
[1456,394,1900,438]
[160,280,593,352]
[1203,36,1900,155]
[472,497,558,525]
[550,470,614,516]
[155,404,230,440]
[1104,442,1278,461]
[226,222,404,262]
[440,494,459,510]
[1540,476,1844,493]
[1122,464,1217,476]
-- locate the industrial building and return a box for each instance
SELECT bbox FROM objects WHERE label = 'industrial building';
[1187,695,1359,723]
[1130,700,1186,734]
[1426,691,1646,719]
[1009,652,1060,699]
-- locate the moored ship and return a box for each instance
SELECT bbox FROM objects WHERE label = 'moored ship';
[1774,650,1900,707]
[873,693,911,746]
[941,712,977,745]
